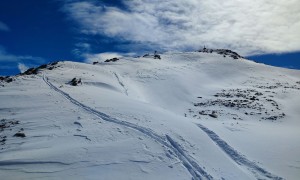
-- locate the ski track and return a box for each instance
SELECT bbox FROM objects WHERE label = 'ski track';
[196,124,283,180]
[73,134,91,141]
[0,161,72,166]
[113,72,128,96]
[43,75,211,180]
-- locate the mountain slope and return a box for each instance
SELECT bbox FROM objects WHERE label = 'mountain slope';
[1,51,300,179]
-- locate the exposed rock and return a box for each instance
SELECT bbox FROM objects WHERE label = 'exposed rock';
[190,88,285,121]
[0,76,14,84]
[154,54,161,59]
[209,112,218,118]
[70,78,82,86]
[17,61,60,76]
[198,48,244,59]
[105,57,119,62]
[38,64,48,69]
[14,132,26,138]
[23,67,38,75]
[50,61,58,66]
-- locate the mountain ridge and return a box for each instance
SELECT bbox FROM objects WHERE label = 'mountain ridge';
[1,51,300,179]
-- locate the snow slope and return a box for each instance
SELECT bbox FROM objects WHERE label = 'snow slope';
[1,51,300,179]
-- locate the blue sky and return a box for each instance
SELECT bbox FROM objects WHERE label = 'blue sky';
[0,0,299,76]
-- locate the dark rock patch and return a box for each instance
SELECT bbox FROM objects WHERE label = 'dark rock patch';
[142,52,162,60]
[69,78,82,86]
[209,111,218,118]
[1,119,22,145]
[154,54,161,59]
[50,61,58,66]
[105,57,119,62]
[189,88,285,121]
[0,76,14,84]
[17,61,60,76]
[14,132,26,138]
[38,64,48,69]
[198,48,244,59]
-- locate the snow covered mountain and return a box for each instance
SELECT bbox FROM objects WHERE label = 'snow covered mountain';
[1,51,300,180]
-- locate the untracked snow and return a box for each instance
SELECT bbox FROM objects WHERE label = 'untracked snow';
[1,51,300,179]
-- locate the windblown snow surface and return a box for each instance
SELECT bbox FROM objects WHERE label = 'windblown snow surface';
[1,51,300,180]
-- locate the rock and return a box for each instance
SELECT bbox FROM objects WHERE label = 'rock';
[9,120,19,125]
[5,78,13,83]
[209,112,218,118]
[255,92,263,96]
[154,54,161,59]
[50,61,58,66]
[14,132,26,138]
[70,78,82,86]
[199,48,243,59]
[209,114,218,118]
[105,57,119,62]
[38,64,48,69]
[0,76,14,83]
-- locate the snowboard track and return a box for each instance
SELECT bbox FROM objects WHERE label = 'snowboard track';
[196,124,283,180]
[43,75,211,180]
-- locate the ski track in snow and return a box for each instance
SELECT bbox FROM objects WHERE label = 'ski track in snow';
[43,75,211,180]
[0,161,72,166]
[73,134,91,141]
[166,135,213,180]
[113,72,128,96]
[196,124,283,180]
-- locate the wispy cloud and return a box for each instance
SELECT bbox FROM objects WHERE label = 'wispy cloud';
[0,45,46,74]
[63,0,300,56]
[0,21,10,31]
[0,46,46,63]
[72,42,92,57]
[17,63,29,73]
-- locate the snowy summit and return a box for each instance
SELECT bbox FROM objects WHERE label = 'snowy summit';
[1,50,300,180]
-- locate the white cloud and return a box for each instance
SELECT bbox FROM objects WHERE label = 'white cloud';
[0,21,10,31]
[72,42,92,57]
[63,0,300,56]
[17,63,29,73]
[0,46,45,63]
[0,45,46,74]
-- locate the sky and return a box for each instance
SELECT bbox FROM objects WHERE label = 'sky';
[0,0,300,76]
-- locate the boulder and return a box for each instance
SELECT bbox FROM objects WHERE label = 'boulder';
[154,55,161,59]
[14,132,26,138]
[70,78,82,86]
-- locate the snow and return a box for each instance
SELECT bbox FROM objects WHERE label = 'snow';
[1,51,300,179]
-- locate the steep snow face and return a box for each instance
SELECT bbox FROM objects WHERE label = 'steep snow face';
[1,52,300,179]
